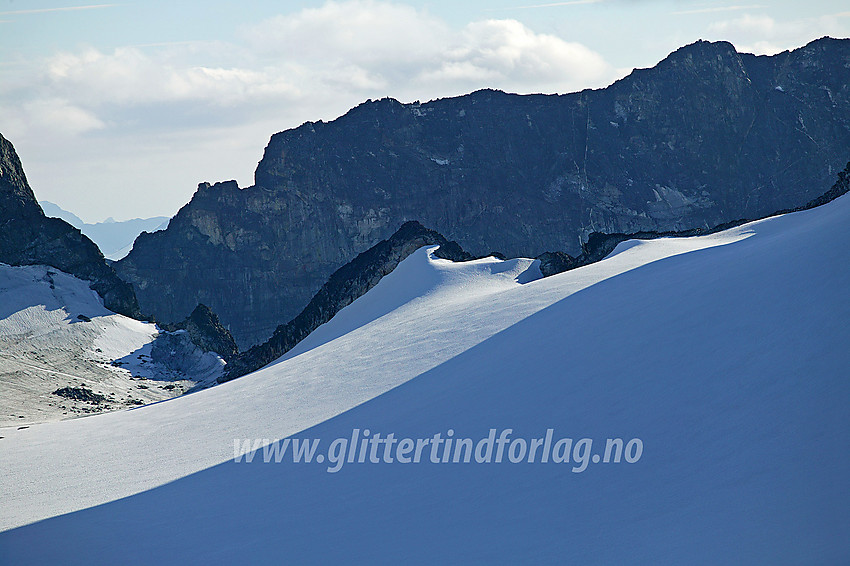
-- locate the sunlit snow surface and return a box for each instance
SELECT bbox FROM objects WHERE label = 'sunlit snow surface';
[1,195,849,564]
[0,265,222,425]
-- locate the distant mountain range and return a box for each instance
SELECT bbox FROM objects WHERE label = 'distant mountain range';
[115,37,850,348]
[39,201,168,261]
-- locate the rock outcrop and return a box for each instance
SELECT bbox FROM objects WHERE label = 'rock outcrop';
[162,304,238,362]
[221,221,466,380]
[0,133,140,318]
[116,38,850,348]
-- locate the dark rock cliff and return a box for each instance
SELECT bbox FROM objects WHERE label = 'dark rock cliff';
[536,160,850,277]
[0,133,141,318]
[222,221,466,380]
[161,304,238,362]
[115,37,850,348]
[225,159,850,382]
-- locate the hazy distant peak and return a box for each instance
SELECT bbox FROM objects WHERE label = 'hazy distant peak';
[39,200,85,228]
[38,200,170,260]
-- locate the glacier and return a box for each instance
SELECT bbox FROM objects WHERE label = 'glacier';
[1,193,848,563]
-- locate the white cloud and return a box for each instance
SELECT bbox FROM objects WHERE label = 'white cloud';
[241,1,611,98]
[8,0,611,134]
[0,0,615,219]
[2,98,105,139]
[417,19,608,93]
[44,46,301,107]
[245,1,451,67]
[708,12,850,55]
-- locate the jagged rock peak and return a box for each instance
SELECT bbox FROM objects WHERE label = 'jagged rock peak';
[163,304,238,362]
[0,133,141,319]
[0,133,40,216]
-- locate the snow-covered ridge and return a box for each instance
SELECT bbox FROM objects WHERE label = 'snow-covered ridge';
[0,205,756,530]
[1,194,848,563]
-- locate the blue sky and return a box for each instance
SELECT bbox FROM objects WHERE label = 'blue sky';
[1,0,848,221]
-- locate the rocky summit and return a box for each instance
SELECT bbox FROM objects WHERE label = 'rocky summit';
[0,133,140,318]
[161,304,238,362]
[115,37,850,349]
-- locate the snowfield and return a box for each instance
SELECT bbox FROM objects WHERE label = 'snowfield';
[0,264,223,426]
[1,194,849,563]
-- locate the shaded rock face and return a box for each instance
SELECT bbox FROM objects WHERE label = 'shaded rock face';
[222,221,463,380]
[0,134,140,318]
[0,135,41,218]
[536,160,850,277]
[116,38,850,348]
[162,304,238,362]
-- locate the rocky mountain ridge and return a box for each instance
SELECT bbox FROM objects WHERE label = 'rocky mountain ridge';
[222,159,849,381]
[538,159,850,276]
[116,37,850,348]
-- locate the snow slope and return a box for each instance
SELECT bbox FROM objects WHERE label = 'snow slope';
[1,195,849,563]
[0,264,223,425]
